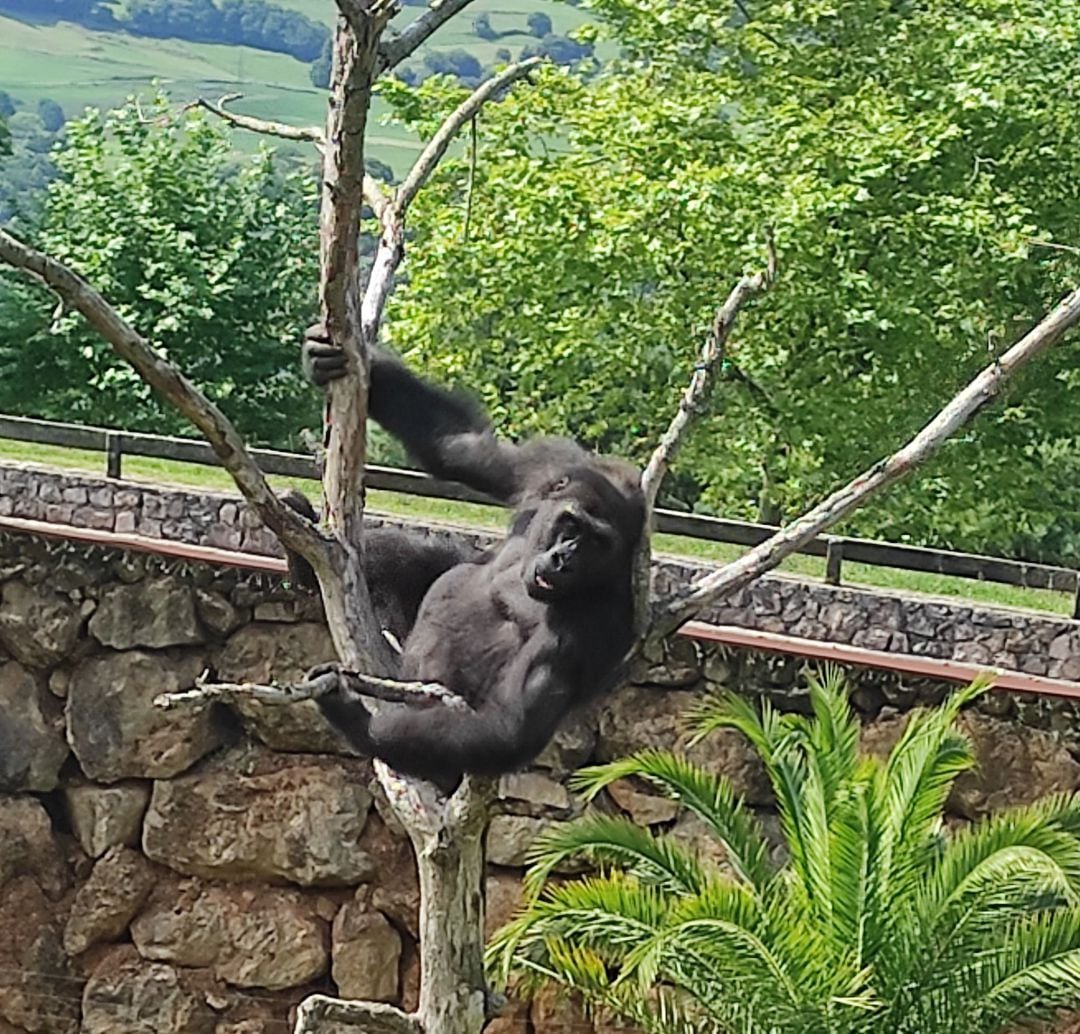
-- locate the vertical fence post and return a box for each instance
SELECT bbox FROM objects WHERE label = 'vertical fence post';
[1073,574,1080,622]
[825,538,844,586]
[105,432,123,480]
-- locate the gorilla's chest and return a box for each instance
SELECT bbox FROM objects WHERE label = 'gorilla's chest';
[399,560,544,704]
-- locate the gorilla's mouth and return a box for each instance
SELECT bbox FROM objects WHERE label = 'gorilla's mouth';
[527,565,560,601]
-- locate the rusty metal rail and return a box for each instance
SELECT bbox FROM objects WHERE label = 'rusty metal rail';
[1,513,1077,701]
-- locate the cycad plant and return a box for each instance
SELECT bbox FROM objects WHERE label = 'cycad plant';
[490,668,1080,1034]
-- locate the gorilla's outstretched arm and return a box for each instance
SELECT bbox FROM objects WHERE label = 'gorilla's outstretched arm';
[305,328,522,502]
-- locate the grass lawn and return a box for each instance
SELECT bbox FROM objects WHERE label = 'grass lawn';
[0,437,1072,619]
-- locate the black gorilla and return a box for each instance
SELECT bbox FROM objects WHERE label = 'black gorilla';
[301,329,645,790]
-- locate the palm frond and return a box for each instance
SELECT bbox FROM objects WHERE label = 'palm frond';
[959,910,1080,1031]
[571,750,774,891]
[882,679,989,882]
[688,691,824,906]
[522,815,712,899]
[921,794,1080,922]
[487,872,669,985]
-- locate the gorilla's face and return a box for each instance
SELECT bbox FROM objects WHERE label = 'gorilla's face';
[523,468,643,602]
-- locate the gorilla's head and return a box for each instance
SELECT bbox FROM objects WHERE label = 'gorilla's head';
[523,462,644,602]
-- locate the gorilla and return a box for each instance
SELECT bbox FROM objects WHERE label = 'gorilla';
[299,328,645,790]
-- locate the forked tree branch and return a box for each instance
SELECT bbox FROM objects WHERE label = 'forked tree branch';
[395,56,544,213]
[377,0,482,73]
[191,96,393,216]
[650,285,1080,640]
[0,228,329,569]
[640,233,777,512]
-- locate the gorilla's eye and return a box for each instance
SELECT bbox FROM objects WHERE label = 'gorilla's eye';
[551,476,570,492]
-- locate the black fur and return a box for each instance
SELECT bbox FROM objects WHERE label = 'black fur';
[302,328,645,790]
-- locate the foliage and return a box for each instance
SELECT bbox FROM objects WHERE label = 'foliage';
[385,0,1080,562]
[36,99,64,133]
[492,668,1080,1033]
[123,0,329,62]
[527,11,553,37]
[0,92,320,447]
[0,106,63,229]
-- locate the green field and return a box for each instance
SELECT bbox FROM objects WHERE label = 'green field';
[0,0,592,172]
[0,437,1072,619]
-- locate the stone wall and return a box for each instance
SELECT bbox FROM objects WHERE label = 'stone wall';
[3,459,1080,682]
[2,518,1080,1034]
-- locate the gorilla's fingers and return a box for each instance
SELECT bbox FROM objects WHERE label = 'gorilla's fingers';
[303,321,330,343]
[302,342,349,386]
[305,661,343,682]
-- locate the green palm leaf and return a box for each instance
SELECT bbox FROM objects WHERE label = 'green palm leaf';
[570,750,774,891]
[522,814,712,899]
[497,672,1080,1034]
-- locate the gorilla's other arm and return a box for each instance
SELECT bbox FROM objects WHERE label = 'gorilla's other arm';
[314,641,572,790]
[304,328,522,502]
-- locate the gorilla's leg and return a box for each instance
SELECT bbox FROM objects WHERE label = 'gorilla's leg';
[364,526,485,646]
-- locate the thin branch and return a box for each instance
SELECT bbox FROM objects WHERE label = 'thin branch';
[461,115,478,242]
[154,669,466,713]
[1026,238,1080,256]
[652,285,1080,638]
[194,93,323,144]
[395,56,544,214]
[191,92,392,217]
[377,0,481,74]
[0,228,329,569]
[641,233,777,513]
[361,57,544,342]
[294,996,421,1034]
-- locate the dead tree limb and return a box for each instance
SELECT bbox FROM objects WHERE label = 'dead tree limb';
[640,233,777,512]
[648,285,1080,641]
[0,229,329,569]
[396,56,544,212]
[361,56,544,343]
[378,0,483,74]
[194,93,324,144]
[155,669,466,712]
[631,237,777,631]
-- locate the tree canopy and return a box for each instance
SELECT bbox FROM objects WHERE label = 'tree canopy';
[385,0,1080,562]
[0,94,320,446]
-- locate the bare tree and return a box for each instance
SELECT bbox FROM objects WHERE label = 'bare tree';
[1,2,1080,1034]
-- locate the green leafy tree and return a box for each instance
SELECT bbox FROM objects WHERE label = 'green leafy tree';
[0,93,321,446]
[385,0,1080,561]
[492,670,1080,1033]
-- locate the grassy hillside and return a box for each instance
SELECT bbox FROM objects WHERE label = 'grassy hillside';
[0,1,593,171]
